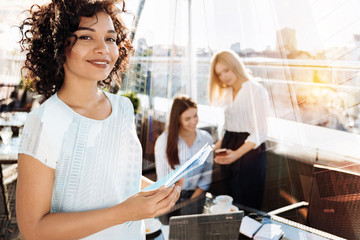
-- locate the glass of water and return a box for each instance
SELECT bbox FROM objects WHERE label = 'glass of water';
[0,127,13,152]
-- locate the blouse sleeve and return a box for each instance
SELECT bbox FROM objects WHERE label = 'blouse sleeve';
[154,132,172,180]
[18,112,57,169]
[196,132,213,191]
[244,82,271,148]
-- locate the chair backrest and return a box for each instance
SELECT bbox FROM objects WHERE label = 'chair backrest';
[169,211,244,240]
[307,164,360,239]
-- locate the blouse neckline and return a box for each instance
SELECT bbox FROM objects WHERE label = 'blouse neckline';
[231,80,250,103]
[179,129,201,148]
[54,91,114,123]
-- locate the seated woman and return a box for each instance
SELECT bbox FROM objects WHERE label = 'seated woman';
[155,95,213,205]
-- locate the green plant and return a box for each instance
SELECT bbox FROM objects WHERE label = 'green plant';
[18,77,37,92]
[121,91,140,114]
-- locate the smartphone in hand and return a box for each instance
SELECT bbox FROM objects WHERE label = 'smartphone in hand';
[215,148,228,156]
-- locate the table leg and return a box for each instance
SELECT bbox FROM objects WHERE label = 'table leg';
[0,164,10,220]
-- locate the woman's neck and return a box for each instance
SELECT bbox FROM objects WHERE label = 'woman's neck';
[57,79,101,108]
[179,129,197,147]
[232,78,248,98]
[57,78,111,120]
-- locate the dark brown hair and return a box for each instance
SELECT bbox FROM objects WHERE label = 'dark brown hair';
[166,95,197,169]
[19,0,133,99]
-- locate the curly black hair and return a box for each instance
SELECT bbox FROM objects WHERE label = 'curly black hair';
[19,0,133,99]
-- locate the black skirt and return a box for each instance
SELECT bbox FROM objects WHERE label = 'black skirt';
[220,131,266,209]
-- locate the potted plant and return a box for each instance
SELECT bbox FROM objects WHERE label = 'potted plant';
[121,91,140,114]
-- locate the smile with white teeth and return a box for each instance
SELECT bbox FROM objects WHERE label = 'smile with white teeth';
[87,60,110,68]
[88,61,108,64]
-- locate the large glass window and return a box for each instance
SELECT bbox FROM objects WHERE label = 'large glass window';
[126,1,360,238]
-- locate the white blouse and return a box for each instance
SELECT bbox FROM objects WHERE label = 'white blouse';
[222,79,271,148]
[18,92,144,240]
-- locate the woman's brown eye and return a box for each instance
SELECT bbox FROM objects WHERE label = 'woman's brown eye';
[79,35,92,40]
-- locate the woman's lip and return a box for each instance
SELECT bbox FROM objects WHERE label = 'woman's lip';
[87,60,109,68]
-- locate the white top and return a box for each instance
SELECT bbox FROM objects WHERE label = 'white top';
[154,129,213,191]
[18,92,145,240]
[222,79,271,148]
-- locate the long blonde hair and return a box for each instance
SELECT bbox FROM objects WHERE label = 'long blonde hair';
[209,50,251,104]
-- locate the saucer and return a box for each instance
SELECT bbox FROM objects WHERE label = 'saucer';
[210,204,239,214]
[144,218,162,235]
[229,205,239,212]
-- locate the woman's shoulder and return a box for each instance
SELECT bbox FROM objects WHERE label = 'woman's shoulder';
[246,78,268,93]
[154,131,168,151]
[156,131,168,142]
[196,129,213,142]
[104,91,135,117]
[26,94,60,120]
[104,91,131,106]
[245,77,261,87]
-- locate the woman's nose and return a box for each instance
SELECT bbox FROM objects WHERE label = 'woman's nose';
[94,39,110,54]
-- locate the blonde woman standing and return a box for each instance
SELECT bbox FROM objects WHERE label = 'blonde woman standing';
[209,50,271,210]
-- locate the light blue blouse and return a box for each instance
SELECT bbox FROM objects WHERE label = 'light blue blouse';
[154,129,213,191]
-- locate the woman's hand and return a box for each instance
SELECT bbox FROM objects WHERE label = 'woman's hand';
[214,149,240,165]
[117,184,181,223]
[214,142,255,165]
[175,178,184,188]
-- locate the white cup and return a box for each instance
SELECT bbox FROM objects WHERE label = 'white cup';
[215,195,233,207]
[210,204,231,214]
[0,127,13,145]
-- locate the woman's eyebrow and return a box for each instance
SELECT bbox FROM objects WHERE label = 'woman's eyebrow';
[77,27,95,32]
[77,27,116,34]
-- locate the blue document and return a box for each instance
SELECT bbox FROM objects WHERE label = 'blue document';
[144,143,213,191]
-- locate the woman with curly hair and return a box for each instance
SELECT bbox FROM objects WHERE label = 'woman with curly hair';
[16,1,180,239]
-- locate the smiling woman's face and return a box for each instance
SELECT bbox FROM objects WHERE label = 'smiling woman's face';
[179,107,198,133]
[63,11,119,82]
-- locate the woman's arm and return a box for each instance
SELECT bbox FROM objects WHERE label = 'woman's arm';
[243,83,271,148]
[190,187,205,199]
[214,141,255,165]
[154,133,172,180]
[141,176,154,189]
[17,154,180,240]
[212,138,222,151]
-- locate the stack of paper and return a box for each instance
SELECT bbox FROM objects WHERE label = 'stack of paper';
[239,216,284,240]
[254,223,284,240]
[144,143,212,191]
[240,216,263,238]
